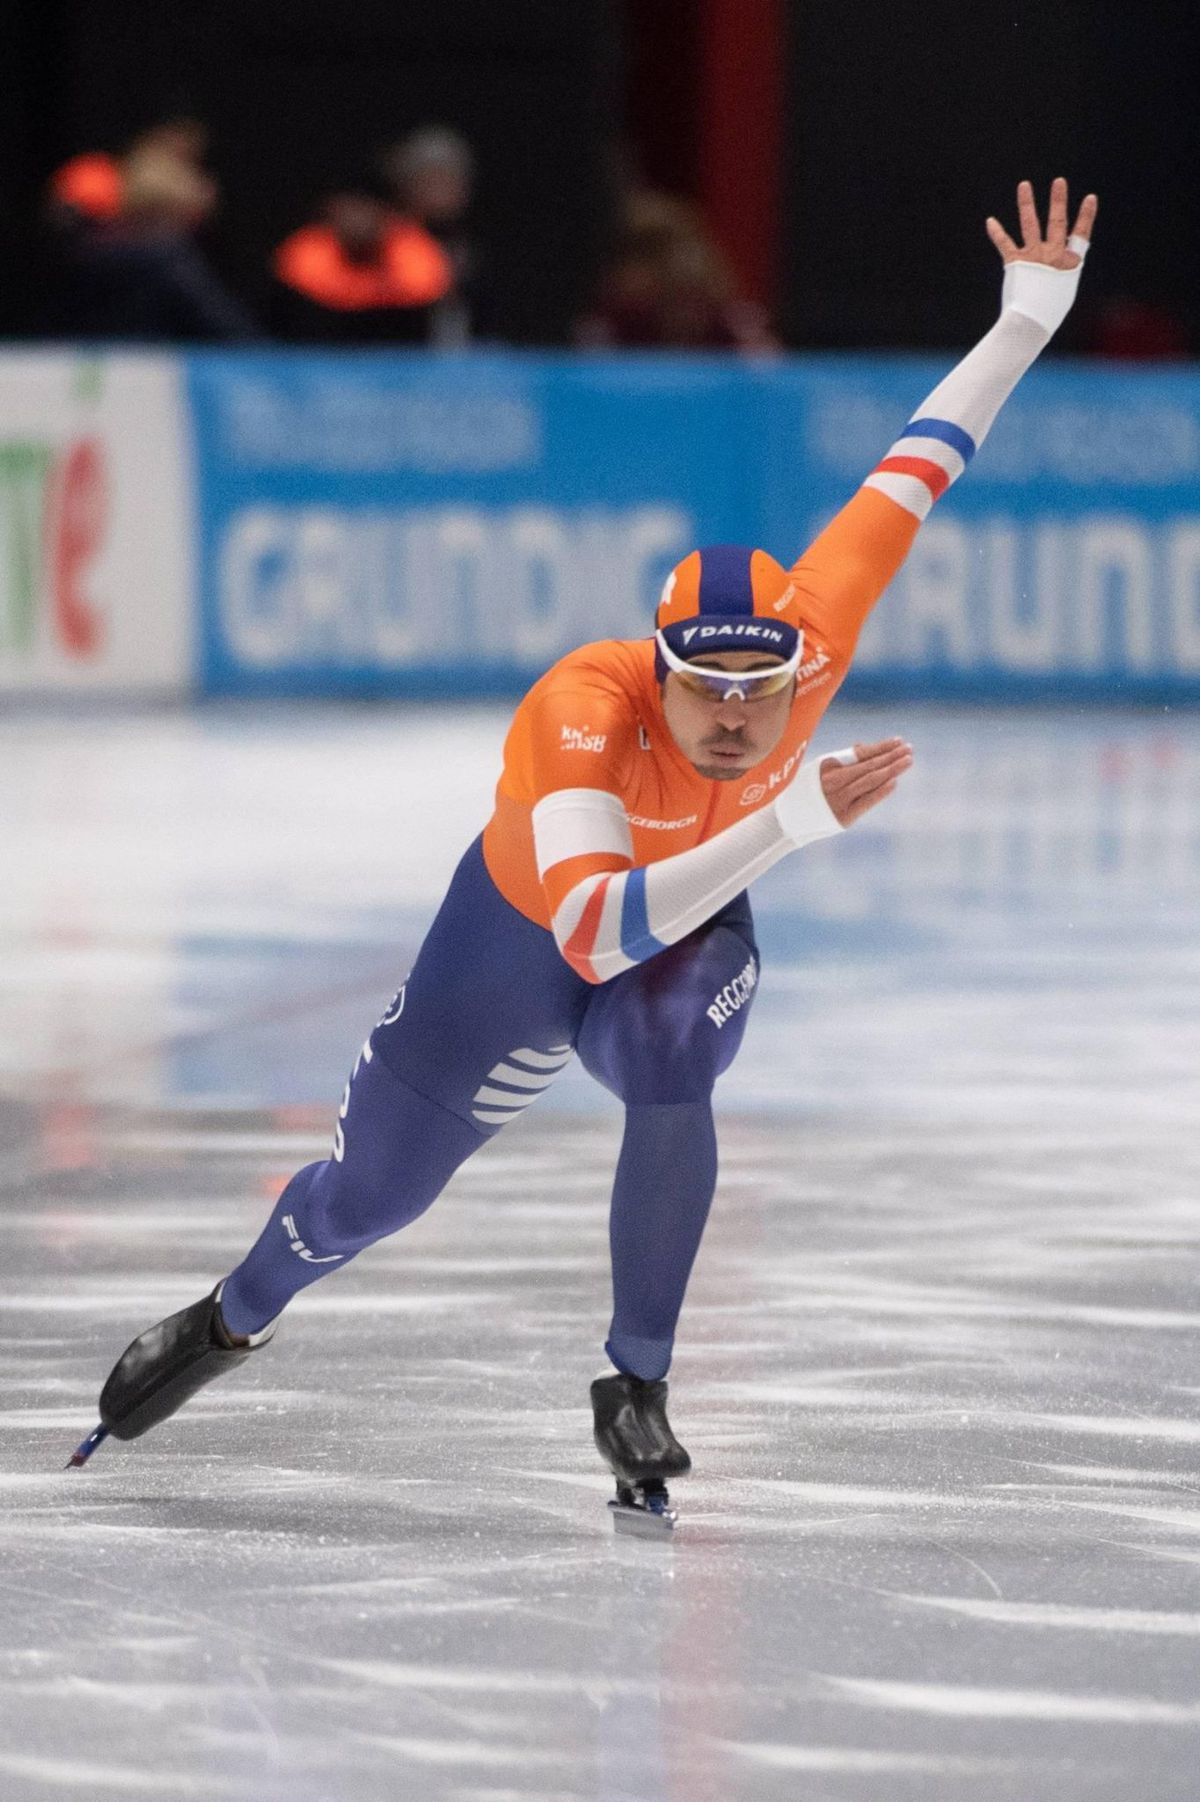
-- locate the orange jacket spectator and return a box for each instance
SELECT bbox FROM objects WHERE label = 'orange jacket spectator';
[49,120,210,226]
[50,153,124,222]
[52,150,256,342]
[275,221,450,310]
[272,191,451,343]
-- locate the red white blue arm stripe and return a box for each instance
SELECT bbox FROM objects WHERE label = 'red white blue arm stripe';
[618,866,667,964]
[863,258,1085,522]
[551,817,790,983]
[863,415,977,520]
[534,764,848,984]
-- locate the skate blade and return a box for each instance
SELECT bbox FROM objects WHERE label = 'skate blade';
[65,1424,109,1470]
[609,1497,678,1539]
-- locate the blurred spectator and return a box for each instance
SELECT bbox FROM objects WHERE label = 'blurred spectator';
[271,178,452,345]
[1087,295,1190,361]
[50,146,256,342]
[379,127,478,345]
[48,115,210,228]
[579,188,778,353]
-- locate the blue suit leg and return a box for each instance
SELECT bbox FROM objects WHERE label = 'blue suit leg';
[221,838,589,1336]
[576,892,759,1380]
[219,1046,488,1335]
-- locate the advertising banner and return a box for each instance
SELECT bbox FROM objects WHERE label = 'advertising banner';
[9,346,1194,704]
[764,356,1200,699]
[0,353,192,694]
[188,349,1200,702]
[187,352,755,696]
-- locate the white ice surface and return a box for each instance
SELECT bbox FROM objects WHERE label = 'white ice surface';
[2,699,1200,1802]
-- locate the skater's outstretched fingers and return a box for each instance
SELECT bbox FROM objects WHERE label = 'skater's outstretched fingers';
[986,178,1098,271]
[1016,178,1042,251]
[1046,176,1068,253]
[819,737,913,827]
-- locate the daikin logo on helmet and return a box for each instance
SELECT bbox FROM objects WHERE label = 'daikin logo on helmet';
[678,622,787,648]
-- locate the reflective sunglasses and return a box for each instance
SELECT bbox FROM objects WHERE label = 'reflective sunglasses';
[656,629,803,701]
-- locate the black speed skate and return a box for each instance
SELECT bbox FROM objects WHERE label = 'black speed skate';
[66,1284,275,1468]
[591,1372,691,1537]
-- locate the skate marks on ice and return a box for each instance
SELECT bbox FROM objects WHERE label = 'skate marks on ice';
[3,702,1200,1799]
[3,1109,1200,1799]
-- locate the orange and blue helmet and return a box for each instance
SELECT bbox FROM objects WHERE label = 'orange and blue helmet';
[654,544,802,676]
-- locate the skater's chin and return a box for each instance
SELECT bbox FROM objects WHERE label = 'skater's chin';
[693,756,753,780]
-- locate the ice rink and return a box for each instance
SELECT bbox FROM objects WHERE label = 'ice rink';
[3,697,1200,1802]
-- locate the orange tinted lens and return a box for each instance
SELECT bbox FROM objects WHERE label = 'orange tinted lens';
[675,665,795,700]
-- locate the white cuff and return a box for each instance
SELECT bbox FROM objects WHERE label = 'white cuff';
[1000,259,1081,337]
[772,756,846,848]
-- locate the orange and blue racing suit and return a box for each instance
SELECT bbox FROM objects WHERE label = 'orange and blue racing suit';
[219,257,1081,1376]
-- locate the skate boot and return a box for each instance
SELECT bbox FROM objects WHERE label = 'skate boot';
[591,1371,690,1537]
[65,1284,275,1468]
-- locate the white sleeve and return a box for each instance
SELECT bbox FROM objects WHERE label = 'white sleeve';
[862,257,1085,523]
[535,758,849,984]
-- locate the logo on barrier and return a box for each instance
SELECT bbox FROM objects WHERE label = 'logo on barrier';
[0,435,108,664]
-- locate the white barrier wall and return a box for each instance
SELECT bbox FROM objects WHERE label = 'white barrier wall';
[0,353,192,694]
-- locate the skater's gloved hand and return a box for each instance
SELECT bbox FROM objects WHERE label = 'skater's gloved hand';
[818,737,913,828]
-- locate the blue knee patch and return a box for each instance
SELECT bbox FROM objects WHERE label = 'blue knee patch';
[577,923,759,1104]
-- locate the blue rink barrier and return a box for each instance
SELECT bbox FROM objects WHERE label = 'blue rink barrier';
[186,350,1200,702]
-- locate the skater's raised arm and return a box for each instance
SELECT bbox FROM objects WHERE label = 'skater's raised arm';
[791,178,1098,659]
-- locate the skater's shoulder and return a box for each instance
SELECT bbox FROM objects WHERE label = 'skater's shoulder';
[513,638,654,721]
[499,640,649,795]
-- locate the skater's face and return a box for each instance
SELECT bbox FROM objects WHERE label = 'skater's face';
[662,652,794,781]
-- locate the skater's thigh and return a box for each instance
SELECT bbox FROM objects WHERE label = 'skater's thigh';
[577,894,760,1105]
[316,1045,485,1244]
[367,836,590,1132]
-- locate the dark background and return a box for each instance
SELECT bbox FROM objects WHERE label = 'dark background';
[0,0,1195,350]
[780,4,1200,351]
